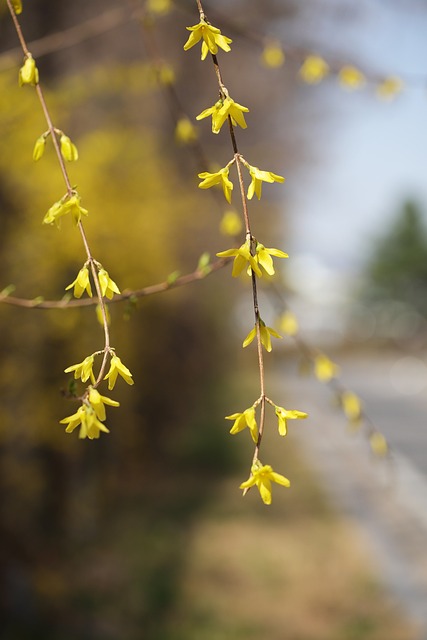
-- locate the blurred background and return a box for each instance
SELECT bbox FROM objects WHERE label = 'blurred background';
[0,0,427,638]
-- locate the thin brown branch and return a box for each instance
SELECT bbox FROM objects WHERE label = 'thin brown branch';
[195,0,268,465]
[0,258,228,310]
[6,1,112,386]
[0,7,131,70]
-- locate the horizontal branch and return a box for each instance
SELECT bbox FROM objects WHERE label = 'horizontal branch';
[0,6,131,70]
[0,257,228,310]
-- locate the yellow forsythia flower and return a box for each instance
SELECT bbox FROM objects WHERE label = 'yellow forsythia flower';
[60,406,101,439]
[98,269,120,300]
[314,353,339,382]
[104,354,134,390]
[60,390,119,439]
[338,65,365,90]
[88,388,120,421]
[240,460,290,505]
[60,134,79,162]
[184,19,232,60]
[60,404,109,440]
[279,310,298,336]
[246,163,285,200]
[376,76,403,100]
[341,391,362,423]
[146,0,172,15]
[220,210,242,236]
[196,96,249,134]
[65,266,92,298]
[261,41,285,68]
[198,166,233,203]
[299,55,329,84]
[43,193,88,227]
[157,63,175,85]
[275,405,308,436]
[225,406,258,443]
[11,0,22,14]
[369,432,388,456]
[216,239,262,278]
[243,320,282,353]
[64,354,96,384]
[19,55,39,86]
[175,117,198,144]
[32,135,46,161]
[253,243,288,276]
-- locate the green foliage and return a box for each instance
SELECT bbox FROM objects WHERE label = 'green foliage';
[360,200,427,317]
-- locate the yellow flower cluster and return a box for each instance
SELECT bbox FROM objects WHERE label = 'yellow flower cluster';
[62,352,134,438]
[198,160,284,204]
[224,397,307,503]
[43,193,88,227]
[216,241,288,280]
[184,12,307,505]
[64,352,133,391]
[32,130,79,163]
[65,266,120,300]
[60,389,119,440]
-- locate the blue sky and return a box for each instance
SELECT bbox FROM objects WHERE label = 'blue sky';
[283,0,427,274]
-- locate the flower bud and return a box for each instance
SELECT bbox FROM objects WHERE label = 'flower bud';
[60,134,79,162]
[32,135,46,162]
[19,55,39,86]
[11,0,22,14]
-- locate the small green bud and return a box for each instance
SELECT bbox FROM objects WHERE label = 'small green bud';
[197,252,210,270]
[0,284,15,298]
[197,252,212,276]
[166,271,180,286]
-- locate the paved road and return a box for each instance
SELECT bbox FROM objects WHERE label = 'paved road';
[276,349,427,638]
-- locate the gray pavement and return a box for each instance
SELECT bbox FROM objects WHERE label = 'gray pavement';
[276,349,427,638]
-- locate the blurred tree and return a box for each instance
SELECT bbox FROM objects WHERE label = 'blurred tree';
[360,200,427,318]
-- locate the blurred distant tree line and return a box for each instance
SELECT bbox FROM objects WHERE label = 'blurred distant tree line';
[358,200,427,339]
